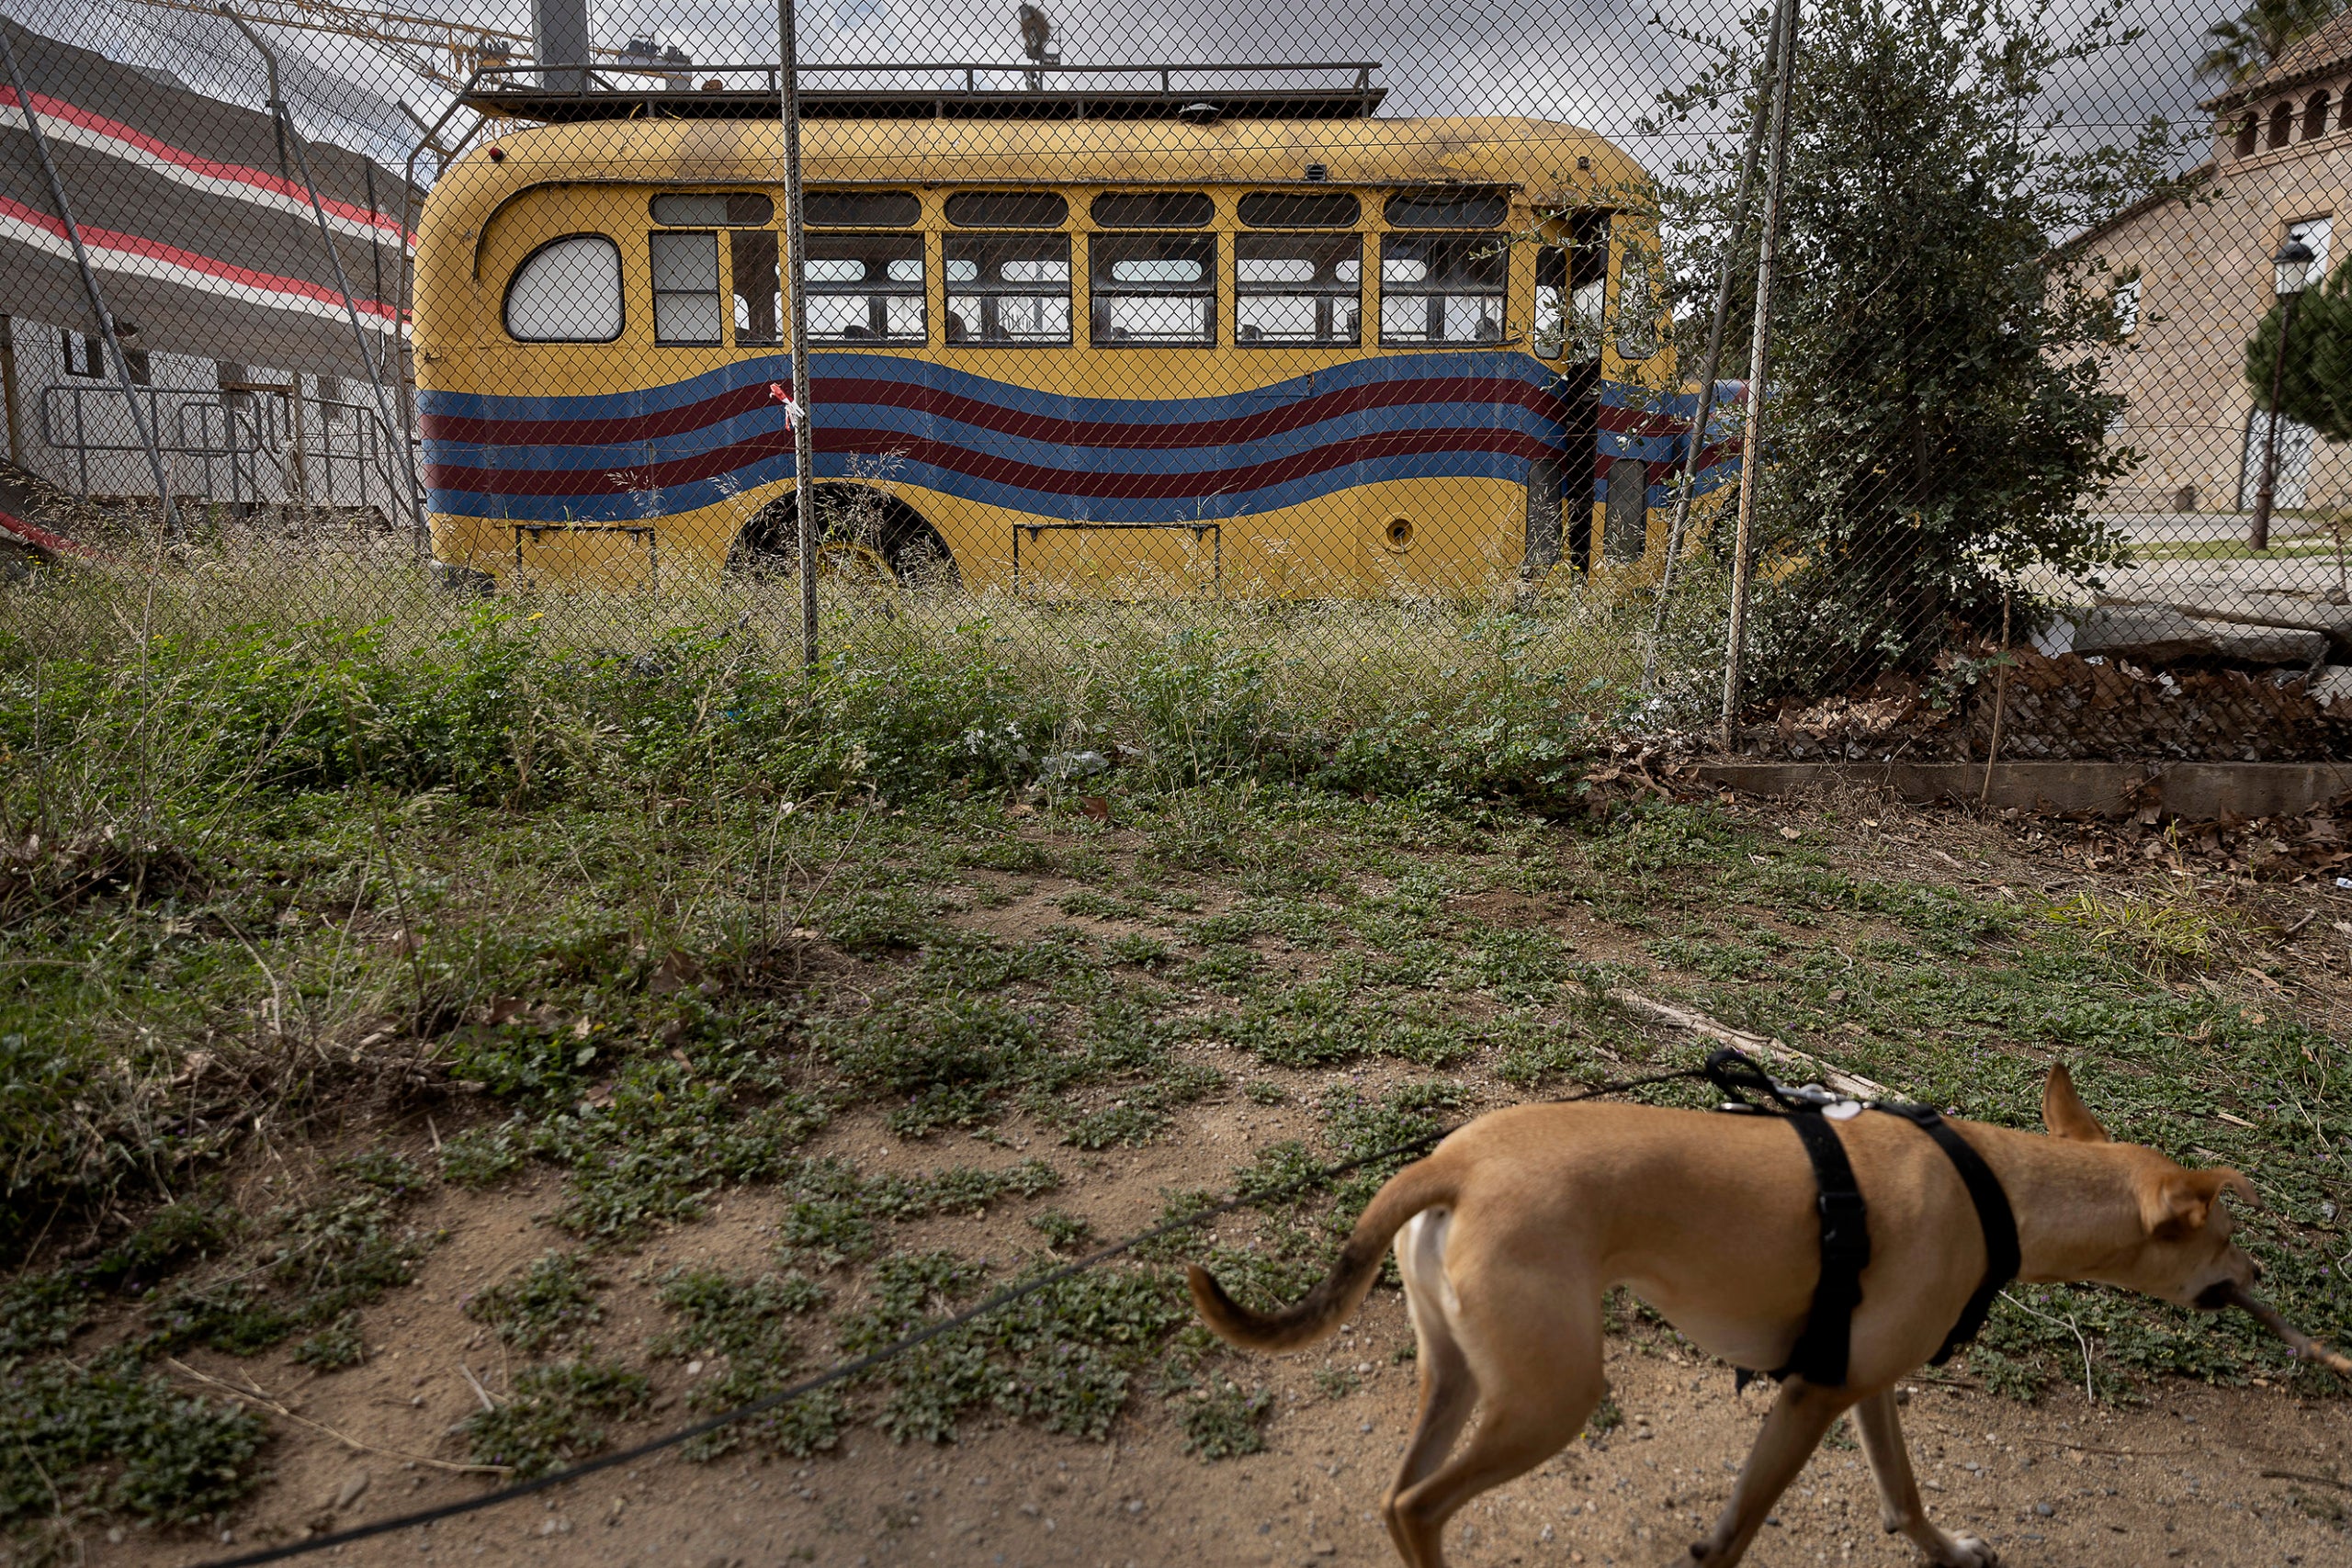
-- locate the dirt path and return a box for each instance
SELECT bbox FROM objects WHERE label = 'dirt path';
[143,1284,2352,1568]
[122,1131,2350,1568]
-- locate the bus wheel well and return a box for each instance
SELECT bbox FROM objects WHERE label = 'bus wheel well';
[729,485,957,588]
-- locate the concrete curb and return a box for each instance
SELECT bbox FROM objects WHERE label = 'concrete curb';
[1692,761,2352,820]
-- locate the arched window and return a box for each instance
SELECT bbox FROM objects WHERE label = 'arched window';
[2270,100,2294,148]
[2306,91,2331,139]
[2236,114,2260,156]
[2339,89,2352,131]
[503,234,623,342]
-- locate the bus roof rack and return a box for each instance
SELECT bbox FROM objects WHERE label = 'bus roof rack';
[460,61,1387,122]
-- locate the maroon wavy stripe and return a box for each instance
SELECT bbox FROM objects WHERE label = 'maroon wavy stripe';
[1597,404,1701,438]
[421,372,1566,454]
[425,423,1557,502]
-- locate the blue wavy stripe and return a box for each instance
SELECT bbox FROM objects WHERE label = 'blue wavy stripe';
[419,348,1566,426]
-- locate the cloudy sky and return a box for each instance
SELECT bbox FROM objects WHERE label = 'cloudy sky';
[25,0,2251,176]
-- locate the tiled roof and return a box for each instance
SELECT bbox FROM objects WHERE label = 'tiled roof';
[2261,9,2352,81]
[2205,10,2352,107]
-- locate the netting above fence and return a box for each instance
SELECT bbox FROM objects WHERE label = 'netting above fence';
[3,0,2351,773]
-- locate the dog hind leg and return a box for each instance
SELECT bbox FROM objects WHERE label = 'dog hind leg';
[1382,1212,1480,1563]
[1681,1379,1852,1565]
[1851,1389,1997,1567]
[1384,1221,1605,1568]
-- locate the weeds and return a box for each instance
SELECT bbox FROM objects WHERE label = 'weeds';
[461,1359,650,1477]
[0,1352,268,1527]
[1028,1210,1093,1252]
[2044,886,2244,976]
[650,1268,834,1460]
[466,1252,603,1353]
[1179,1378,1274,1460]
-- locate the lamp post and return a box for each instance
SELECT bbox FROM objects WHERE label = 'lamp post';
[2252,236,2317,553]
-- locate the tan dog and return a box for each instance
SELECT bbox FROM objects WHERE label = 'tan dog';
[1188,1066,2329,1568]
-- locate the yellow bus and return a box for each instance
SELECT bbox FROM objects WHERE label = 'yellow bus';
[413,85,1725,596]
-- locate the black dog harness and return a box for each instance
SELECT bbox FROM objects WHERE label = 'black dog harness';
[1706,1051,2021,1388]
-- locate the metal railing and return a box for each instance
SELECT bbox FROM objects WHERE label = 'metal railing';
[37,381,413,520]
[458,58,1388,119]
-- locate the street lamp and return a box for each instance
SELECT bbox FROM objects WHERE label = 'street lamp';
[2251,235,2318,552]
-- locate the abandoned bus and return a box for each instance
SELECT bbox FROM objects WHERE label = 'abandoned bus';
[412,71,1722,595]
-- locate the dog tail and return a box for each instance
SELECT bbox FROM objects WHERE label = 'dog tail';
[1186,1153,1456,1352]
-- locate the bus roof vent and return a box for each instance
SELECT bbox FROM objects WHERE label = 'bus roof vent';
[461,61,1385,124]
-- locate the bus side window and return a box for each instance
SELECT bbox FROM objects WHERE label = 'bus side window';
[1091,233,1216,345]
[733,231,781,346]
[650,231,722,345]
[504,234,623,343]
[802,234,926,344]
[1236,233,1359,346]
[1380,234,1506,346]
[945,235,1070,344]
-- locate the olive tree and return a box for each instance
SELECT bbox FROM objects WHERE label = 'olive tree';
[1653,0,2186,695]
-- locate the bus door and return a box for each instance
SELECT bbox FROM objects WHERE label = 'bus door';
[1535,212,1610,573]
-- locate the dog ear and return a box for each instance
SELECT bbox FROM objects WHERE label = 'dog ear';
[2141,1168,2259,1241]
[2041,1064,2109,1143]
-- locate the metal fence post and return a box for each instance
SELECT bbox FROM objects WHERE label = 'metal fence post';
[1720,0,1800,748]
[1643,0,1788,694]
[0,314,22,469]
[0,25,181,540]
[780,0,820,669]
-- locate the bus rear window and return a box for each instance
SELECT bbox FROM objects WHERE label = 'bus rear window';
[1091,233,1216,344]
[1091,192,1213,229]
[1238,192,1360,228]
[505,234,622,343]
[804,233,925,344]
[945,235,1070,344]
[1385,189,1509,229]
[1380,234,1506,345]
[805,190,920,227]
[650,193,772,226]
[946,190,1068,228]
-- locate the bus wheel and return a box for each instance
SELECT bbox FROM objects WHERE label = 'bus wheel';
[728,487,958,590]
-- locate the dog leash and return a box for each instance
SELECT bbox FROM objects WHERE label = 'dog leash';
[1703,1049,2021,1387]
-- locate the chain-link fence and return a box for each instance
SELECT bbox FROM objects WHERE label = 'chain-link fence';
[4,0,2351,779]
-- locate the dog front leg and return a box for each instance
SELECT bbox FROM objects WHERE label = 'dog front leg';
[1679,1379,1849,1565]
[1851,1389,1997,1567]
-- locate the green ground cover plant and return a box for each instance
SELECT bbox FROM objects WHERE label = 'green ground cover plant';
[2,572,2346,1545]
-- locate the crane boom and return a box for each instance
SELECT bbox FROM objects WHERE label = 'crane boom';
[113,0,685,89]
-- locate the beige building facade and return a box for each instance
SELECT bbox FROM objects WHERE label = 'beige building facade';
[2079,17,2352,517]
